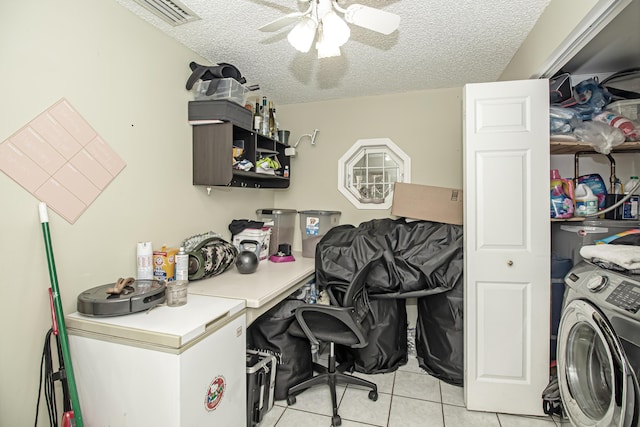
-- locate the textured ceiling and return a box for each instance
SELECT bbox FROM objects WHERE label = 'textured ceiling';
[115,0,553,105]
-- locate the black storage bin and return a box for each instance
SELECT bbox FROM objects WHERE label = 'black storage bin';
[337,297,408,374]
[188,99,252,129]
[247,299,313,401]
[246,350,276,427]
[416,279,464,386]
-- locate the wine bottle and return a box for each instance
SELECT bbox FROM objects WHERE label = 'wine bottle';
[261,96,270,136]
[253,100,262,133]
[268,101,276,138]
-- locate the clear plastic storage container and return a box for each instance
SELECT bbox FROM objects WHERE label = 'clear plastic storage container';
[192,78,249,105]
[608,99,640,122]
[256,209,297,256]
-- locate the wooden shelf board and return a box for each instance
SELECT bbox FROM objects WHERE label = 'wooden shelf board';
[550,140,640,155]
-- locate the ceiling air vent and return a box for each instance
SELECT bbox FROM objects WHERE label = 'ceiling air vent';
[131,0,200,26]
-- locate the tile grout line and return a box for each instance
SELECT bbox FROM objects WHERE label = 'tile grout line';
[438,380,446,427]
[385,371,396,427]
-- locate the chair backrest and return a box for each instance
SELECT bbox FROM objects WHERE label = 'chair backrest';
[342,254,381,306]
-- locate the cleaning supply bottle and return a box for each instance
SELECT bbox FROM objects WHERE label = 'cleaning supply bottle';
[625,176,640,195]
[550,170,574,219]
[136,241,153,280]
[175,246,189,283]
[574,183,598,216]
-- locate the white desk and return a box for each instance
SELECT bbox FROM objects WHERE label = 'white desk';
[187,251,315,325]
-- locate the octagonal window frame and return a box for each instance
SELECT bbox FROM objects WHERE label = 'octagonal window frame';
[337,138,411,210]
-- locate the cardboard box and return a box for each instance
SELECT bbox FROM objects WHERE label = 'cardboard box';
[391,183,463,225]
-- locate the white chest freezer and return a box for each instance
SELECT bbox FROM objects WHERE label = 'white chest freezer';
[66,294,246,427]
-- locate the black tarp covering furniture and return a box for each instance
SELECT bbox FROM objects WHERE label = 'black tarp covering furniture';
[315,218,463,297]
[336,298,408,374]
[246,299,313,401]
[415,279,464,385]
[314,218,464,383]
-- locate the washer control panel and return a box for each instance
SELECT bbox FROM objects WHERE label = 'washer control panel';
[587,274,609,292]
[565,262,640,317]
[605,281,640,314]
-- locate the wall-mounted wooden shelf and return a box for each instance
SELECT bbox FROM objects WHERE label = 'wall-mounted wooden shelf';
[192,122,290,189]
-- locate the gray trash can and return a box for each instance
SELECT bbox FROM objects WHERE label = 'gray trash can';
[298,210,341,258]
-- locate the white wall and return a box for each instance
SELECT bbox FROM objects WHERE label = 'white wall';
[275,88,463,244]
[0,1,464,424]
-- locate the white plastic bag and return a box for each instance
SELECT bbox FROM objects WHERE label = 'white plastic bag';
[573,121,626,154]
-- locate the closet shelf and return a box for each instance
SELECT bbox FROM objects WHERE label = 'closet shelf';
[550,140,640,155]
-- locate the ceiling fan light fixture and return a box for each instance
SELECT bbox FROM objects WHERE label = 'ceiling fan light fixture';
[287,16,318,52]
[321,10,350,47]
[343,4,400,35]
[259,0,400,59]
[316,26,341,58]
[316,41,341,58]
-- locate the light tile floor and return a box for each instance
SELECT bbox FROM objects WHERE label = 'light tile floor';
[257,355,567,427]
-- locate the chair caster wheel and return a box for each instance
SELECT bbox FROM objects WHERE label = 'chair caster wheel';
[368,390,378,401]
[332,414,341,426]
[286,396,296,405]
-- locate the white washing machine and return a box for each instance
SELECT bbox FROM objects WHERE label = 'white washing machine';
[558,261,640,426]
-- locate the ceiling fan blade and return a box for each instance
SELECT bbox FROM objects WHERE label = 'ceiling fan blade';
[343,4,400,35]
[259,12,305,32]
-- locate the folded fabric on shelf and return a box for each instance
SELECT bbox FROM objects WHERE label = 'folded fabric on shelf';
[580,244,640,271]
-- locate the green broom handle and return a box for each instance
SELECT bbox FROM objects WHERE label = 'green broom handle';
[39,203,84,427]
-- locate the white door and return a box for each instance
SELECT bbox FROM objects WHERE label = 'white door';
[463,79,550,415]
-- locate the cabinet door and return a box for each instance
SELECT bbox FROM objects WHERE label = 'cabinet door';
[463,79,550,415]
[192,123,233,185]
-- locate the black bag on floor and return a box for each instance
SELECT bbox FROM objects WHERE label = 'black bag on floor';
[416,279,464,386]
[247,299,313,401]
[337,298,408,374]
[542,377,564,417]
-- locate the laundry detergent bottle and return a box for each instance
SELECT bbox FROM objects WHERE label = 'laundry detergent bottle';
[574,183,598,216]
[550,170,575,218]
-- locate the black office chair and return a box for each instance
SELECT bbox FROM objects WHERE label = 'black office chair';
[286,258,379,427]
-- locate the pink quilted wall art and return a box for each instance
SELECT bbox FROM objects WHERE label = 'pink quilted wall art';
[0,98,126,223]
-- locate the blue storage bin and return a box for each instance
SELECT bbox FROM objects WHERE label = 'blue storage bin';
[550,255,573,361]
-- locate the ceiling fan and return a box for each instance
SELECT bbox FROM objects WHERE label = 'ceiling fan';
[259,0,401,58]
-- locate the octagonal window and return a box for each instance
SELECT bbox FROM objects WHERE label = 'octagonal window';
[338,138,411,209]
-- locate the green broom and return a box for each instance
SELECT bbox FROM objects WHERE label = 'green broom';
[39,203,84,427]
